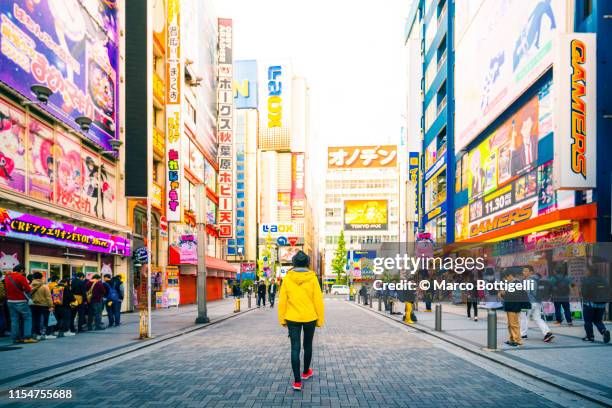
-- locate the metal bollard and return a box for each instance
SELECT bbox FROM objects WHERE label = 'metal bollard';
[487,309,497,350]
[435,304,442,331]
[378,296,382,311]
[369,295,372,308]
[248,294,252,308]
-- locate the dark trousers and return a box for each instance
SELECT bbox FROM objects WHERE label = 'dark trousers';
[55,306,72,333]
[269,294,275,307]
[71,303,87,332]
[0,305,6,335]
[31,305,50,335]
[105,300,122,326]
[583,305,606,339]
[88,302,104,329]
[425,299,432,311]
[554,301,572,323]
[467,301,478,318]
[287,320,316,383]
[257,294,266,307]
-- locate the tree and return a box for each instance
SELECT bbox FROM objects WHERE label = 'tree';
[332,230,348,285]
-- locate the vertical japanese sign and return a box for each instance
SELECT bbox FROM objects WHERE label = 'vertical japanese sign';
[291,153,305,219]
[165,0,182,222]
[217,18,234,238]
[553,33,596,190]
[408,152,419,232]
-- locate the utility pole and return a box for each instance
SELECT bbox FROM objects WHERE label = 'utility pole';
[195,184,209,324]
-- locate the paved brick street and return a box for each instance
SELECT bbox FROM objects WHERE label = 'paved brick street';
[0,299,239,389]
[1,298,588,407]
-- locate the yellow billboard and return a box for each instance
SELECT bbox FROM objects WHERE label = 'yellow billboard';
[344,200,388,231]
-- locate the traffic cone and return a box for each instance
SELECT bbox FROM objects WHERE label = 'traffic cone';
[404,302,414,324]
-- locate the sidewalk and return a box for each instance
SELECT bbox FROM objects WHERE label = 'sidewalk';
[361,299,612,405]
[0,298,241,389]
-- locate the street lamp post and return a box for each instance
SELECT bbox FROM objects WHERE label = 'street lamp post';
[195,184,209,324]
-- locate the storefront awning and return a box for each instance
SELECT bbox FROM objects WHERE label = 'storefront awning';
[206,256,239,275]
[456,203,597,244]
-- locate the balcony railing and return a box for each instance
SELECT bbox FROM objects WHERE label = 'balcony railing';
[437,1,447,28]
[437,50,447,73]
[437,95,447,116]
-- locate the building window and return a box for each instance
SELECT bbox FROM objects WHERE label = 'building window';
[583,0,593,18]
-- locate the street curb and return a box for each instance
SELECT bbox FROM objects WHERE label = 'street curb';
[351,301,612,408]
[0,307,256,393]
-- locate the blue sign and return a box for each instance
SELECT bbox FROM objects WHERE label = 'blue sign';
[424,153,446,181]
[422,202,447,225]
[233,60,258,109]
[276,236,288,246]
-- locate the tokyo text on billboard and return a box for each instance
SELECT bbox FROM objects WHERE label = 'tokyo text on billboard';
[344,200,388,231]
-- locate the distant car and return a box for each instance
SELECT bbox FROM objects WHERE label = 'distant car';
[331,285,349,295]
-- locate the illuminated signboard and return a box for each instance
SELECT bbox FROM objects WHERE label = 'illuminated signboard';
[328,145,397,169]
[233,60,258,109]
[0,207,130,256]
[553,33,596,190]
[165,0,183,222]
[217,18,234,238]
[291,153,305,219]
[0,0,119,151]
[259,61,292,129]
[344,200,388,231]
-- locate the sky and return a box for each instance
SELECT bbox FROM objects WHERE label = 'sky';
[213,0,409,148]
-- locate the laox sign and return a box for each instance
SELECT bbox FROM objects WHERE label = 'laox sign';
[267,66,283,127]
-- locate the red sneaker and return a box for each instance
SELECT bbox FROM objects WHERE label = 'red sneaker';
[301,369,313,380]
[292,382,302,391]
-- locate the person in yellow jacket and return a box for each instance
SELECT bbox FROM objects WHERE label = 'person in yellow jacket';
[278,250,324,392]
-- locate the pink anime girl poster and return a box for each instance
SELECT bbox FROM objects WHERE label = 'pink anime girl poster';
[0,99,26,194]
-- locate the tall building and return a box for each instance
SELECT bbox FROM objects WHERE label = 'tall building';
[410,0,454,245]
[323,146,400,282]
[125,0,236,307]
[227,60,259,280]
[0,0,130,300]
[256,63,314,277]
[405,0,611,278]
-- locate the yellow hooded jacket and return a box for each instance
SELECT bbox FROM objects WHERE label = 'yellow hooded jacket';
[278,268,324,327]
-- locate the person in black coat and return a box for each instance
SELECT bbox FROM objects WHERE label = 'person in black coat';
[54,279,75,337]
[503,271,531,346]
[268,281,278,308]
[257,281,267,308]
[70,273,88,333]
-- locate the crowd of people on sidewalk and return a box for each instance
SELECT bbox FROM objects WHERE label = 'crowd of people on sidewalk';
[0,264,125,344]
[357,261,610,347]
[231,279,279,309]
[500,264,610,346]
